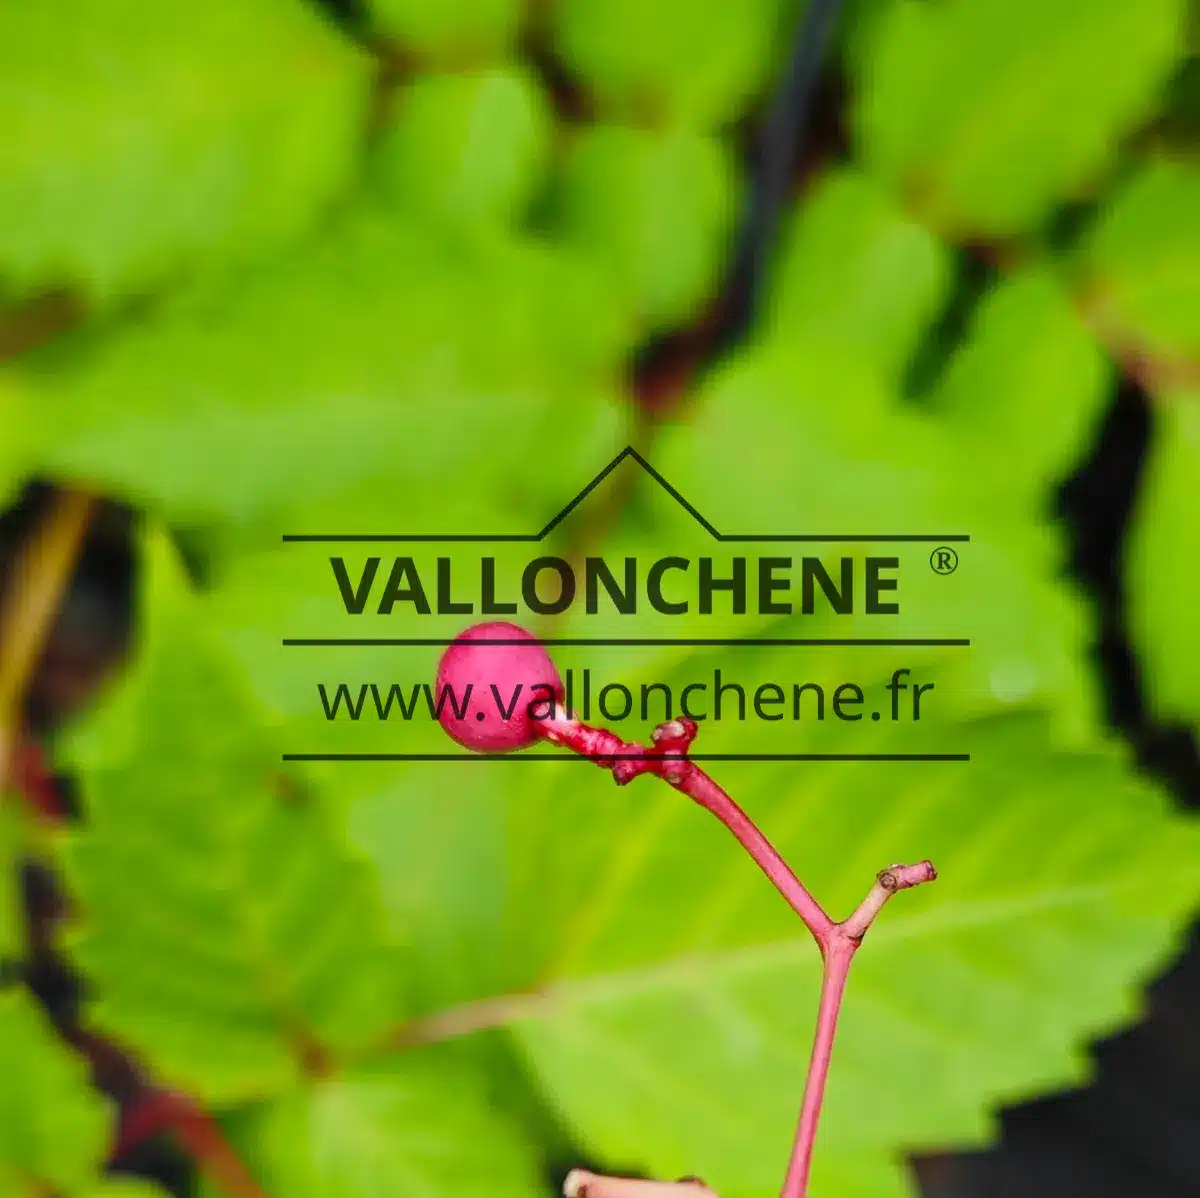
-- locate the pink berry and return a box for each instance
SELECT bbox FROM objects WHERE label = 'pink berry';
[435,622,564,752]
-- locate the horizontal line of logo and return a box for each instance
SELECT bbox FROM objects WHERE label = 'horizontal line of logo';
[282,534,973,543]
[281,752,972,763]
[281,637,970,647]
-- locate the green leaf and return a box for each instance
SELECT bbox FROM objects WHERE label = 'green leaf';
[0,0,372,308]
[227,1045,548,1198]
[490,713,1200,1198]
[557,343,1103,745]
[554,124,740,330]
[367,0,521,62]
[765,167,953,383]
[1157,56,1200,149]
[344,767,512,1013]
[0,987,113,1195]
[0,805,23,962]
[1077,157,1200,374]
[15,210,628,528]
[855,0,1188,236]
[59,527,407,1106]
[372,67,553,229]
[1125,395,1200,731]
[550,0,787,127]
[83,1183,172,1198]
[927,266,1111,507]
[0,377,30,511]
[839,0,897,71]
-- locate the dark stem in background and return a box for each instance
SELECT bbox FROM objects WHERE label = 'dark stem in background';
[565,0,847,575]
[631,0,847,415]
[712,0,847,359]
[1058,379,1200,803]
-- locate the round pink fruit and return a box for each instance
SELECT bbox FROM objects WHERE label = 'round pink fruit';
[435,622,564,752]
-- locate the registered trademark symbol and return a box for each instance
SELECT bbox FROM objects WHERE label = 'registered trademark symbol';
[930,546,959,575]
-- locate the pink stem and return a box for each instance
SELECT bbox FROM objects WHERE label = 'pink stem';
[779,862,935,1196]
[542,715,834,947]
[781,944,852,1198]
[538,715,936,1198]
[681,765,835,947]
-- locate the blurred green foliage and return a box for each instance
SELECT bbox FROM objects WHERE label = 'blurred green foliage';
[549,0,789,126]
[0,809,22,962]
[0,0,371,308]
[765,167,953,382]
[855,0,1185,234]
[373,67,554,229]
[0,989,112,1195]
[554,124,740,328]
[1127,396,1200,733]
[0,0,1198,1197]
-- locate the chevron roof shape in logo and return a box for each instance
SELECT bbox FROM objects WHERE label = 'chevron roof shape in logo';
[280,445,972,544]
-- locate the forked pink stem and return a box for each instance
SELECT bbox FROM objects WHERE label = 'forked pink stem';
[781,861,935,1197]
[540,714,937,1198]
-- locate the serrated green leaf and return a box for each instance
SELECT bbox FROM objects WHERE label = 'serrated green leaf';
[550,0,787,127]
[1125,395,1200,731]
[0,0,371,307]
[855,0,1188,236]
[227,1045,547,1198]
[927,266,1111,506]
[0,987,113,1195]
[1077,157,1200,374]
[373,67,553,229]
[765,167,953,382]
[367,0,521,62]
[487,712,1200,1198]
[60,528,407,1105]
[14,210,628,528]
[554,124,740,330]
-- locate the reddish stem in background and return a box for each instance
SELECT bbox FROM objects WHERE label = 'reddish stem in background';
[114,1089,267,1198]
[540,714,936,1198]
[11,733,67,821]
